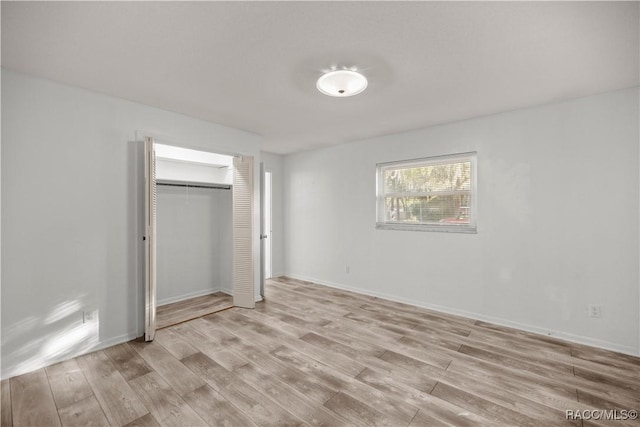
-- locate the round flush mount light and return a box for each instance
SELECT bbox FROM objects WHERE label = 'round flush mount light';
[316,69,368,97]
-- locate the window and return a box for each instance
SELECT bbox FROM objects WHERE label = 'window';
[376,152,477,233]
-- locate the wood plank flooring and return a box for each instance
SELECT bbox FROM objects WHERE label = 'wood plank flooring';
[2,277,639,426]
[156,292,233,329]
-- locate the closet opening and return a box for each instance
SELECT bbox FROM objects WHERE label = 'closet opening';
[155,180,233,329]
[143,138,254,339]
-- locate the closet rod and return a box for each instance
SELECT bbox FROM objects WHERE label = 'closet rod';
[157,182,231,190]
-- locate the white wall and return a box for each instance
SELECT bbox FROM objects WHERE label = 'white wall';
[283,87,640,355]
[1,70,262,379]
[157,186,232,305]
[156,159,233,186]
[260,152,285,277]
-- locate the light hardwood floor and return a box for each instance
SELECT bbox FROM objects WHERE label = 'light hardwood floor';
[156,292,233,329]
[1,277,639,426]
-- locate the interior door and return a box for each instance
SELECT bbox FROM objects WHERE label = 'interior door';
[233,156,255,308]
[259,163,266,298]
[264,171,272,280]
[144,137,157,341]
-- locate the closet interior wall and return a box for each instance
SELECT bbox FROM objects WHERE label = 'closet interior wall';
[154,147,234,306]
[156,184,232,305]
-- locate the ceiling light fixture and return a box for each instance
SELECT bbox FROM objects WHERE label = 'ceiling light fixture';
[316,69,368,97]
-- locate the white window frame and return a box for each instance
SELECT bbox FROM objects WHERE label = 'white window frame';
[376,152,477,233]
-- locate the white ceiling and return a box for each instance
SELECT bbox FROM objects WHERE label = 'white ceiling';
[2,1,638,154]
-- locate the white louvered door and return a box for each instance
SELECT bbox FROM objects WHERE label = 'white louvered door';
[144,137,157,341]
[233,156,255,308]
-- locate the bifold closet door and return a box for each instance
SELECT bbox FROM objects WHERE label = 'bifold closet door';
[233,156,255,308]
[144,137,157,341]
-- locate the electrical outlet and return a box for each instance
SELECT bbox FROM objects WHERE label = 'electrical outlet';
[588,304,601,318]
[83,310,96,323]
[345,265,350,274]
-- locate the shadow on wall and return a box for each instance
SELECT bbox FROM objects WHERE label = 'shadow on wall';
[1,139,146,380]
[1,296,99,379]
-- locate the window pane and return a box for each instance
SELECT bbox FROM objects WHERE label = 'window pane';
[384,161,471,194]
[377,152,476,232]
[384,193,470,224]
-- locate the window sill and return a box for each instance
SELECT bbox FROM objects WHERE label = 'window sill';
[376,222,477,234]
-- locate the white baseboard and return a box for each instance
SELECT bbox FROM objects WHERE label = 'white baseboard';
[157,287,222,306]
[1,331,140,381]
[88,331,141,355]
[284,273,639,357]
